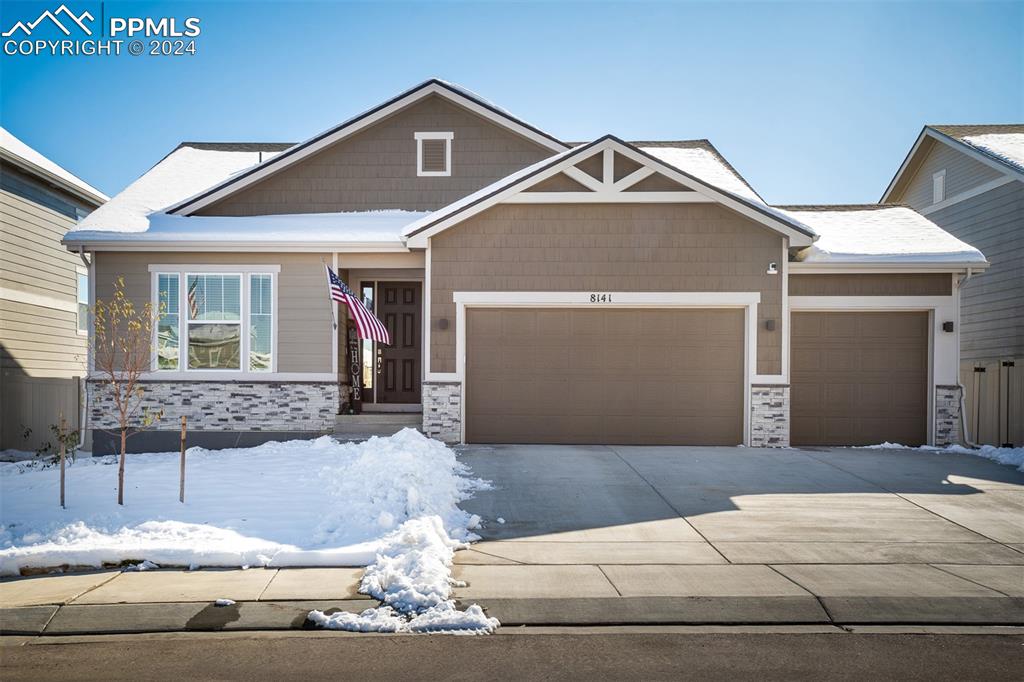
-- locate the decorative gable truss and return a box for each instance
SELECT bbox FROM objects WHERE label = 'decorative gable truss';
[404,136,816,247]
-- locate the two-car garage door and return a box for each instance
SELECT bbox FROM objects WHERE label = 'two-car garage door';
[465,308,745,445]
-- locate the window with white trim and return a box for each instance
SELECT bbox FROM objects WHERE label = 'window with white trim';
[76,272,88,333]
[153,269,275,373]
[932,169,946,204]
[415,132,453,176]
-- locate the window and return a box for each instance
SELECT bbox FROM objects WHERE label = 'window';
[933,169,946,204]
[76,273,88,333]
[415,132,453,176]
[152,268,276,373]
[156,274,180,369]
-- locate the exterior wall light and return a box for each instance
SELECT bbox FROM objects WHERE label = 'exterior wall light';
[766,262,778,274]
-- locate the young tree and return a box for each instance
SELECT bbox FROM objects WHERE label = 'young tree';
[92,276,163,505]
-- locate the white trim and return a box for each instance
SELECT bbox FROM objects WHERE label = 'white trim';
[451,291,761,445]
[919,175,1015,215]
[87,253,95,373]
[94,371,339,382]
[71,242,411,253]
[148,264,280,273]
[505,191,706,204]
[789,262,987,274]
[331,253,339,376]
[415,132,453,177]
[562,166,605,192]
[405,137,816,248]
[612,167,655,191]
[789,294,960,446]
[932,168,946,204]
[169,82,567,215]
[0,285,76,312]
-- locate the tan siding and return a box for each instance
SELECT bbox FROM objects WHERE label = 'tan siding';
[900,140,1004,209]
[789,273,952,296]
[928,180,1024,361]
[199,95,553,216]
[430,203,785,375]
[94,252,333,372]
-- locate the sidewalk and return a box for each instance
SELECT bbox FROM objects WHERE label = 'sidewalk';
[2,557,1022,635]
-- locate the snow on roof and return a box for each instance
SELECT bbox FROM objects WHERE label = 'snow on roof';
[70,144,284,233]
[639,144,762,202]
[0,127,108,203]
[784,206,987,264]
[65,210,428,245]
[961,133,1024,173]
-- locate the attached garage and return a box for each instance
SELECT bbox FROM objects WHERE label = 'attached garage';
[465,307,745,445]
[791,311,929,446]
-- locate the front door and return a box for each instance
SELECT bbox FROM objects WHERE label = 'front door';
[376,282,421,404]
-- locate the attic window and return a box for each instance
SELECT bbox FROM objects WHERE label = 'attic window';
[932,169,946,204]
[415,132,453,177]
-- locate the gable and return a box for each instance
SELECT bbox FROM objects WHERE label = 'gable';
[195,94,556,216]
[895,137,1005,210]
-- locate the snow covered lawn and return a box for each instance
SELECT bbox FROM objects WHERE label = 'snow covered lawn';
[1,429,499,633]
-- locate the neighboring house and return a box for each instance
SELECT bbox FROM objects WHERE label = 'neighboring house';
[1,128,108,452]
[882,125,1023,447]
[64,80,988,453]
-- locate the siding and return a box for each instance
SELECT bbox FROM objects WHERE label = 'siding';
[93,252,333,373]
[900,139,1004,209]
[198,95,554,216]
[926,180,1024,361]
[789,273,952,296]
[1,165,93,451]
[430,203,786,375]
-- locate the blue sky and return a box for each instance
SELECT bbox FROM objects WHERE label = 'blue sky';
[2,1,1021,204]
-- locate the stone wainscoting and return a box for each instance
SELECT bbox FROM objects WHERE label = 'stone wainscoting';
[88,380,339,433]
[422,381,461,443]
[934,385,963,447]
[750,384,790,448]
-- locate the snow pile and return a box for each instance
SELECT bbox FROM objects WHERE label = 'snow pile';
[308,516,499,634]
[787,206,987,264]
[962,133,1024,173]
[0,429,490,575]
[858,442,1024,472]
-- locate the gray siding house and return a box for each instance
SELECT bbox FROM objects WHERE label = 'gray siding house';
[883,125,1023,446]
[1,128,107,452]
[64,80,988,452]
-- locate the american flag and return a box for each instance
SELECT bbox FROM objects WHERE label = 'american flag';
[326,265,391,345]
[187,277,200,319]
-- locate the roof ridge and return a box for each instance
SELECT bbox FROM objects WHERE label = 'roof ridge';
[776,203,911,211]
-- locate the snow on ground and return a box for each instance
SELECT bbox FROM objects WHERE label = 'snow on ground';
[0,429,489,575]
[859,442,1024,472]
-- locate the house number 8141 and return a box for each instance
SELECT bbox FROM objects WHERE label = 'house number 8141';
[589,294,613,303]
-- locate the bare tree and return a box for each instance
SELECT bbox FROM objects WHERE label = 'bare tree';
[92,276,163,505]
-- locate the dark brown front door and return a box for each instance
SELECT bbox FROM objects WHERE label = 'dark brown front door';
[377,282,421,404]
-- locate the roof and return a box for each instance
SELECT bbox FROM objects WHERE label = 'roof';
[781,204,987,265]
[165,79,569,216]
[70,143,287,234]
[0,127,108,205]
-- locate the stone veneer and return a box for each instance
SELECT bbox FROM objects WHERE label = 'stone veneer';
[934,385,963,447]
[422,381,461,443]
[750,385,790,448]
[88,380,338,432]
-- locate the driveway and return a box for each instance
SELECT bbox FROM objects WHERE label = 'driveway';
[452,444,1024,624]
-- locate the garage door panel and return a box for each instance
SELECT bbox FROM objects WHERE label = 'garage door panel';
[791,312,927,446]
[467,308,744,445]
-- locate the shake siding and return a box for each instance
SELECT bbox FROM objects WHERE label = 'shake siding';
[94,252,333,373]
[925,180,1024,361]
[900,140,1004,207]
[198,95,554,216]
[430,203,785,375]
[789,273,952,296]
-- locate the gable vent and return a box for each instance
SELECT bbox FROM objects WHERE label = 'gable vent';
[415,132,453,177]
[422,139,447,172]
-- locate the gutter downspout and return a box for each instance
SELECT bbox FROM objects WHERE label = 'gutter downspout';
[956,267,979,448]
[78,247,91,451]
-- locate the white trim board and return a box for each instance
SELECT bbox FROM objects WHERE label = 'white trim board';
[918,175,1015,215]
[451,291,762,446]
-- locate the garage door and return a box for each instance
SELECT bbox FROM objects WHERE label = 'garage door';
[465,308,744,445]
[791,312,928,446]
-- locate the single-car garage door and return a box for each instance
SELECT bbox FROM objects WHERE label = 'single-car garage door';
[791,311,928,446]
[465,308,744,445]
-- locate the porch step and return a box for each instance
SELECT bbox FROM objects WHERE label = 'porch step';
[333,412,422,440]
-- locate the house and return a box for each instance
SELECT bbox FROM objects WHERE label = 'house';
[63,80,988,453]
[882,125,1023,446]
[1,128,108,452]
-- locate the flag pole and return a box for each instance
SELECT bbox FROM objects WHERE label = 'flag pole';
[322,259,338,331]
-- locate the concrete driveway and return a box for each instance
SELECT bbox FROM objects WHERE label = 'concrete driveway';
[452,444,1024,624]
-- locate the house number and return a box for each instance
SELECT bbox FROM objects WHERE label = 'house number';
[589,294,613,303]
